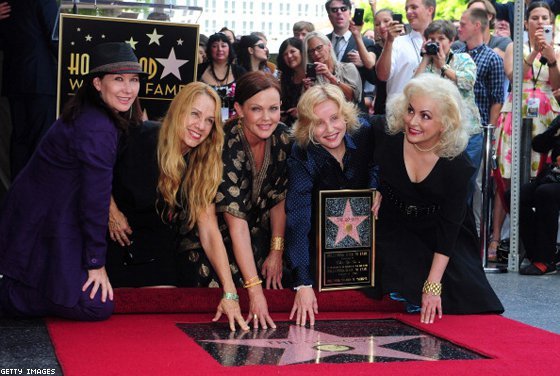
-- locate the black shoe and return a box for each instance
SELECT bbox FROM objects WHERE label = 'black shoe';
[520,262,557,275]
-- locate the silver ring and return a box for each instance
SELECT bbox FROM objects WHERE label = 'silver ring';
[253,314,257,320]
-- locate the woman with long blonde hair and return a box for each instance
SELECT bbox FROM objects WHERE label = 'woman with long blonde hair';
[107,82,248,331]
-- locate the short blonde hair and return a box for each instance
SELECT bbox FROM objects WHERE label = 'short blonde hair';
[293,84,360,147]
[386,74,468,159]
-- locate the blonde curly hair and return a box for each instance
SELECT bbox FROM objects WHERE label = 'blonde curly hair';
[292,84,360,147]
[157,82,224,231]
[386,74,468,159]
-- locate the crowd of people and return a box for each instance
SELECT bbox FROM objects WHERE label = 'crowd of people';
[4,0,560,327]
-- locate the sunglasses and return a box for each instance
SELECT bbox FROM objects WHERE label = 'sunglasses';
[329,6,348,13]
[254,43,267,49]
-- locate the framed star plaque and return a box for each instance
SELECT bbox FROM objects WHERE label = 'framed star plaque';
[317,189,376,291]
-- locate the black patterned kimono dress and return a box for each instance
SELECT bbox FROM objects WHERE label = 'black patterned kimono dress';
[177,120,293,287]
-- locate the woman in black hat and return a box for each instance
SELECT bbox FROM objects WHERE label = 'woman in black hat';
[0,42,145,321]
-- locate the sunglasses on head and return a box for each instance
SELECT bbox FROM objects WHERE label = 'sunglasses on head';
[329,6,348,13]
[254,43,267,49]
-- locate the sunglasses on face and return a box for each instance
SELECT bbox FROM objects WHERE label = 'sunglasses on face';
[254,43,267,49]
[329,6,348,13]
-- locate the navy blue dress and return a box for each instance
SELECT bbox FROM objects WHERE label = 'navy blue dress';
[285,119,379,287]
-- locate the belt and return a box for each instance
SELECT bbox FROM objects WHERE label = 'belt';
[384,184,440,218]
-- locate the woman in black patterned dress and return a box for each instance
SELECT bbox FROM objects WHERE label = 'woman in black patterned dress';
[179,71,292,329]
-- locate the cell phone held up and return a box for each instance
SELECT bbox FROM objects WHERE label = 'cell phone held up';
[306,63,316,80]
[353,8,364,26]
[393,13,403,24]
[544,25,553,45]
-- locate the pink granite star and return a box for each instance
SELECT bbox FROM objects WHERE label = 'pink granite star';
[202,325,436,365]
[327,199,368,246]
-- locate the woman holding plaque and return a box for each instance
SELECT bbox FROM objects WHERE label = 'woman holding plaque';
[373,74,503,324]
[285,84,382,326]
[179,71,292,330]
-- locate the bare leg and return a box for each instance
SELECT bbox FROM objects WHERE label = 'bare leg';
[489,179,510,260]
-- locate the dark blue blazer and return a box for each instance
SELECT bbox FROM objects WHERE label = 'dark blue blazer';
[0,0,58,95]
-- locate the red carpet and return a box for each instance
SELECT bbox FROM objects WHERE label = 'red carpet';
[47,288,560,375]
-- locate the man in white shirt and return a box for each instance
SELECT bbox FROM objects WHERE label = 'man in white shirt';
[375,0,436,103]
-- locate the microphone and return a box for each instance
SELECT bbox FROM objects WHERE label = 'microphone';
[540,56,548,65]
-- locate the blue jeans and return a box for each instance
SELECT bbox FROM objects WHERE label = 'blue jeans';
[465,133,484,205]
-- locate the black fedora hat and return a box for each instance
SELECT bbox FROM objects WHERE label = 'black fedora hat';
[88,42,146,75]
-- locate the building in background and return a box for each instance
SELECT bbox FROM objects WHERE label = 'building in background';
[171,0,332,53]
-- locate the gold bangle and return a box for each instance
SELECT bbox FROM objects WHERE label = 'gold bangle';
[243,275,259,285]
[422,280,442,296]
[270,236,285,252]
[244,279,263,289]
[523,58,533,67]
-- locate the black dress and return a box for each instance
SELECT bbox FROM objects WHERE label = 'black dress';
[177,120,293,287]
[373,125,504,314]
[105,122,179,287]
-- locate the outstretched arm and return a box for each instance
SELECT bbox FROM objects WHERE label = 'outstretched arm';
[198,205,249,331]
[420,253,449,324]
[224,212,276,329]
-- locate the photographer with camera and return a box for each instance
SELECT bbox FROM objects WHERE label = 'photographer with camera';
[415,20,482,203]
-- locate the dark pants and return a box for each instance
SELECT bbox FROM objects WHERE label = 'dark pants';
[0,276,114,321]
[519,181,560,264]
[8,93,56,178]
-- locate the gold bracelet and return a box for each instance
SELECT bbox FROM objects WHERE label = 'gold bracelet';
[244,279,263,289]
[244,275,259,285]
[270,236,285,252]
[422,280,442,296]
[523,58,533,67]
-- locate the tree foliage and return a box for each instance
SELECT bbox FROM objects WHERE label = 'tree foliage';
[358,0,473,30]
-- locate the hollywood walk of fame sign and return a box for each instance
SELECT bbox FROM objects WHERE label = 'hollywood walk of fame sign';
[57,14,198,119]
[176,319,487,366]
[317,189,376,291]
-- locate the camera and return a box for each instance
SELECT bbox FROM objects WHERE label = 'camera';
[424,41,440,55]
[544,25,553,44]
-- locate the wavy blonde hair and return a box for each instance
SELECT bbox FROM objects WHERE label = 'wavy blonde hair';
[386,74,468,159]
[157,82,224,231]
[292,84,360,147]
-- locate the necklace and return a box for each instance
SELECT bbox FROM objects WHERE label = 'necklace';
[210,63,230,86]
[413,142,438,152]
